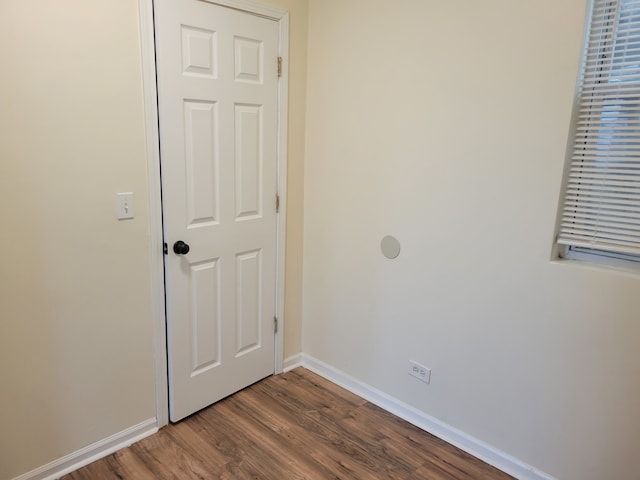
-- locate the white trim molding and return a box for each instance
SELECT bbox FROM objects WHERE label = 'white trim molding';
[138,0,169,430]
[12,419,157,480]
[300,354,556,480]
[199,0,286,19]
[274,10,290,375]
[283,353,302,372]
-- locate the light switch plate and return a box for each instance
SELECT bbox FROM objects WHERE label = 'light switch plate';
[116,192,135,220]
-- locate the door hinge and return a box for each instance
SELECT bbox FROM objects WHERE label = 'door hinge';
[163,242,168,255]
[274,316,278,334]
[277,57,282,77]
[276,194,280,213]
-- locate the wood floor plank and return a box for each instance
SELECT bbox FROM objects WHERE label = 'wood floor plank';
[406,463,463,480]
[345,402,513,480]
[63,455,121,480]
[215,395,336,480]
[286,368,368,409]
[162,420,231,472]
[198,396,302,480]
[105,449,159,480]
[62,367,514,480]
[228,386,344,479]
[65,447,157,480]
[233,386,412,479]
[130,428,218,479]
[245,376,417,479]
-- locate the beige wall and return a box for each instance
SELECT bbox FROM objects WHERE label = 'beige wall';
[0,1,156,478]
[10,0,640,478]
[0,0,307,478]
[302,1,640,479]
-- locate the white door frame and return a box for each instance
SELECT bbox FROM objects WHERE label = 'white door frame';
[138,0,289,428]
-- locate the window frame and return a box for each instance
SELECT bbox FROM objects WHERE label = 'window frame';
[555,0,640,270]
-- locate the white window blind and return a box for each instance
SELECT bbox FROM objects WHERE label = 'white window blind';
[558,0,640,257]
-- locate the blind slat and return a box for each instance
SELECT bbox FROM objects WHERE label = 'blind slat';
[565,188,640,206]
[563,206,640,218]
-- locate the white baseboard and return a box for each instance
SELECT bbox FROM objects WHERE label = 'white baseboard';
[13,356,554,480]
[300,354,555,480]
[282,353,303,373]
[12,418,158,480]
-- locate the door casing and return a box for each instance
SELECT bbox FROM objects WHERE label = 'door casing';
[138,0,289,428]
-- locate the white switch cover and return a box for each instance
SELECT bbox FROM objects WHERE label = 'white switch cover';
[116,192,135,220]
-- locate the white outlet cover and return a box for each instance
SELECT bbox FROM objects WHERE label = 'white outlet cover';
[409,360,431,384]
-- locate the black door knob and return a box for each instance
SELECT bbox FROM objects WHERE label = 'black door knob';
[173,240,190,255]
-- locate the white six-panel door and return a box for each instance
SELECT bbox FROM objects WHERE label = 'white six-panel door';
[154,0,279,422]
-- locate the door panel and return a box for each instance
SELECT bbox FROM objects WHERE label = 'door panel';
[235,248,262,355]
[190,259,221,374]
[155,0,279,422]
[184,100,219,227]
[235,104,262,219]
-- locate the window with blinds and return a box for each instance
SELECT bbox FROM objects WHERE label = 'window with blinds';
[557,0,640,263]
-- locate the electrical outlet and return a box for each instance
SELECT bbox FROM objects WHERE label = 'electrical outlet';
[409,360,431,384]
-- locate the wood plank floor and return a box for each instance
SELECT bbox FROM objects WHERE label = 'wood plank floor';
[63,368,513,479]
